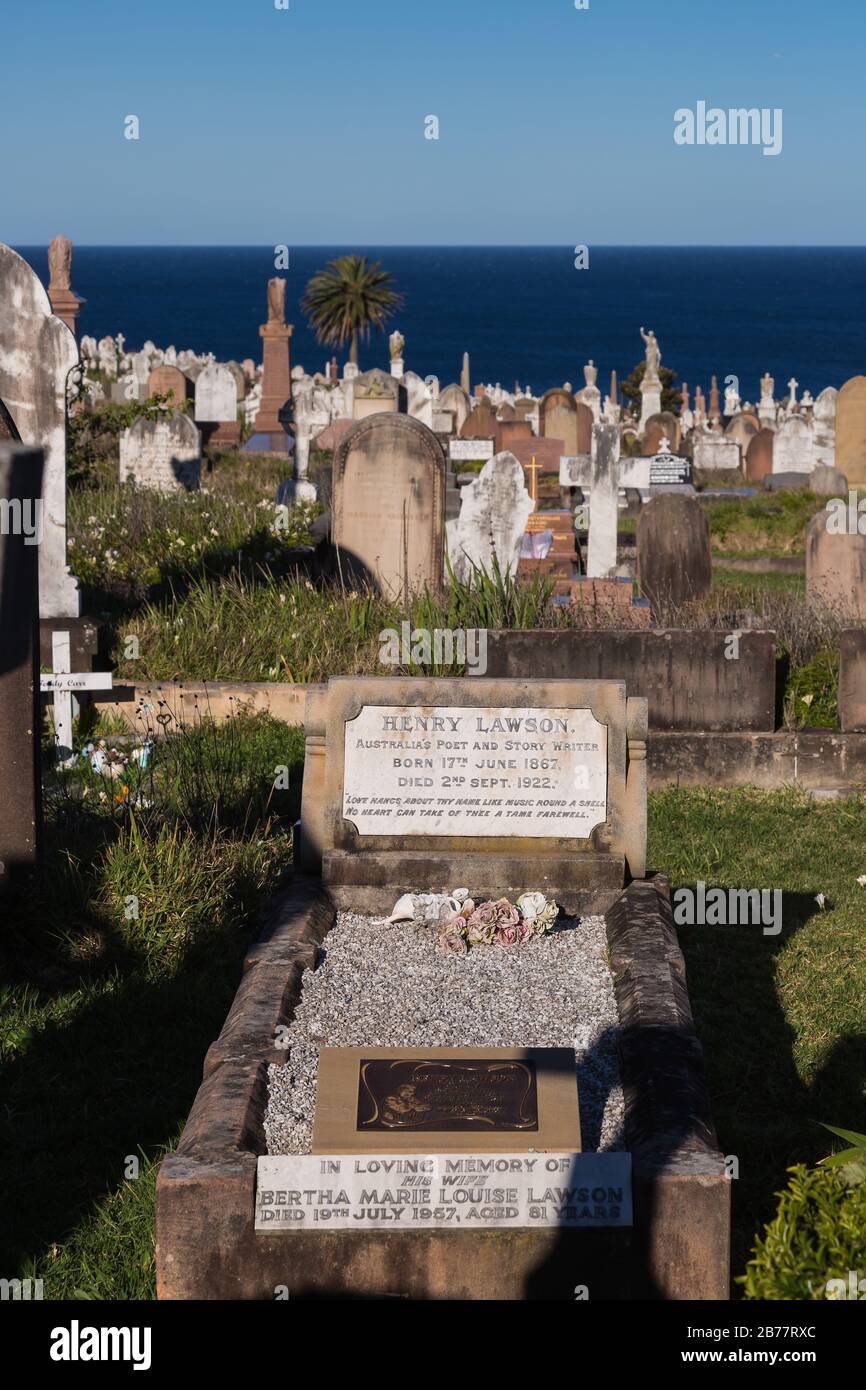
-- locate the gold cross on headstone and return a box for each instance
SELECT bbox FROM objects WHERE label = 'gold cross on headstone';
[523,455,541,503]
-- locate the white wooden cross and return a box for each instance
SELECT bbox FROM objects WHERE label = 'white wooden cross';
[40,631,114,766]
[559,422,651,576]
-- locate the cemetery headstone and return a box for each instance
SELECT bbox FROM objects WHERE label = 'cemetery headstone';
[693,433,741,472]
[0,242,81,620]
[813,386,837,468]
[810,464,848,496]
[575,400,594,454]
[773,414,813,474]
[560,423,651,577]
[806,509,866,619]
[445,451,534,583]
[351,367,400,420]
[0,442,44,881]
[147,365,190,408]
[301,674,648,914]
[539,389,578,455]
[119,413,202,492]
[460,399,498,440]
[636,494,712,608]
[194,363,240,447]
[836,376,866,487]
[744,427,775,482]
[439,383,471,433]
[332,414,445,598]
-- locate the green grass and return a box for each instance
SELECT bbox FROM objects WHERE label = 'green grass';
[703,489,827,555]
[0,711,305,1299]
[3,783,864,1298]
[649,787,866,1283]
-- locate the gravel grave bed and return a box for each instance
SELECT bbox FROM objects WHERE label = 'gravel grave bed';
[264,910,624,1155]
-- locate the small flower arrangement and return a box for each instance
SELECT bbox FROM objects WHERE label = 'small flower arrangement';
[438,891,559,954]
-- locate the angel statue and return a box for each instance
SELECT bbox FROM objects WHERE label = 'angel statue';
[639,327,661,379]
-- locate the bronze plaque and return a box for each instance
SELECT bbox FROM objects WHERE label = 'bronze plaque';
[357,1058,538,1133]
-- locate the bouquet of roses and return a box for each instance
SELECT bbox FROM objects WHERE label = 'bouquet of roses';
[437,892,559,955]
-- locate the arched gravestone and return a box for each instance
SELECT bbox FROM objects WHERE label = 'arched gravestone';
[460,398,497,440]
[836,376,866,486]
[0,243,80,619]
[642,410,681,454]
[745,428,775,482]
[148,364,190,407]
[773,414,813,474]
[636,493,712,609]
[806,510,866,619]
[539,388,578,455]
[332,415,445,599]
[439,383,471,433]
[725,413,758,458]
[351,367,400,420]
[575,400,594,454]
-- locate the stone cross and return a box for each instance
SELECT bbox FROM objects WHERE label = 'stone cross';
[560,423,651,576]
[787,378,799,409]
[40,632,113,765]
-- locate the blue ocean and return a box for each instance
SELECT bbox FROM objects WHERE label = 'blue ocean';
[15,246,866,401]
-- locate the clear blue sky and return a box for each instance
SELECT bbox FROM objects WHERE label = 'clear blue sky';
[4,0,864,245]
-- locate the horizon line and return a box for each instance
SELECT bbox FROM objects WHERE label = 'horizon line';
[11,242,866,252]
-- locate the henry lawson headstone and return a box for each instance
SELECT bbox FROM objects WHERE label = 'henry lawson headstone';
[0,242,81,620]
[636,493,712,609]
[332,415,445,599]
[0,442,44,880]
[119,413,201,492]
[299,675,648,915]
[445,451,534,583]
[560,422,651,577]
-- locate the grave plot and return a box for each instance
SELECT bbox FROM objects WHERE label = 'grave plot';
[157,677,729,1300]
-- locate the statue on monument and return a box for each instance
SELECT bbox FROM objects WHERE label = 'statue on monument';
[389,329,405,362]
[639,327,661,381]
[48,234,73,292]
[266,277,286,327]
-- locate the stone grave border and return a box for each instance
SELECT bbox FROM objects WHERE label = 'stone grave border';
[155,874,728,1300]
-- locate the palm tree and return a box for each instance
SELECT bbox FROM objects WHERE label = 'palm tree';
[301,254,403,365]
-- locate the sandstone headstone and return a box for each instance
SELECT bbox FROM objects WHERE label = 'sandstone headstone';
[147,365,189,408]
[805,509,866,618]
[745,428,775,482]
[119,413,201,492]
[724,414,758,457]
[810,464,848,497]
[332,415,444,598]
[693,433,741,472]
[0,244,81,620]
[575,400,594,454]
[636,494,712,608]
[445,451,534,583]
[540,389,578,455]
[439,383,471,433]
[496,418,533,453]
[460,399,498,440]
[836,376,866,486]
[351,367,400,420]
[642,411,680,455]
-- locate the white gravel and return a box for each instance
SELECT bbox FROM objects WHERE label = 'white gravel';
[264,911,624,1155]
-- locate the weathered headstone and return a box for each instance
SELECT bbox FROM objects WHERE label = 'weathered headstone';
[351,367,400,420]
[810,464,848,497]
[693,433,741,472]
[836,376,866,486]
[560,423,651,577]
[332,415,444,598]
[539,389,578,455]
[460,399,498,440]
[805,508,866,618]
[773,414,813,474]
[440,383,471,434]
[575,399,594,454]
[0,442,44,881]
[195,363,240,446]
[119,413,201,492]
[745,427,775,482]
[0,243,80,620]
[445,451,534,582]
[642,411,680,455]
[636,494,712,608]
[813,386,837,468]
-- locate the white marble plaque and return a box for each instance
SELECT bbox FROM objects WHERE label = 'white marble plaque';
[40,673,114,692]
[256,1152,631,1231]
[342,705,607,838]
[449,439,495,461]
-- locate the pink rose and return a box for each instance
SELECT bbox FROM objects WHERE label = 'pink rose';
[496,922,520,947]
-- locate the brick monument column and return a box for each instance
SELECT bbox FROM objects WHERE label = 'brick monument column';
[47,234,85,344]
[253,277,293,450]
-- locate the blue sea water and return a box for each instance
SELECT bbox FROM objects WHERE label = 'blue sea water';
[15,246,866,401]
